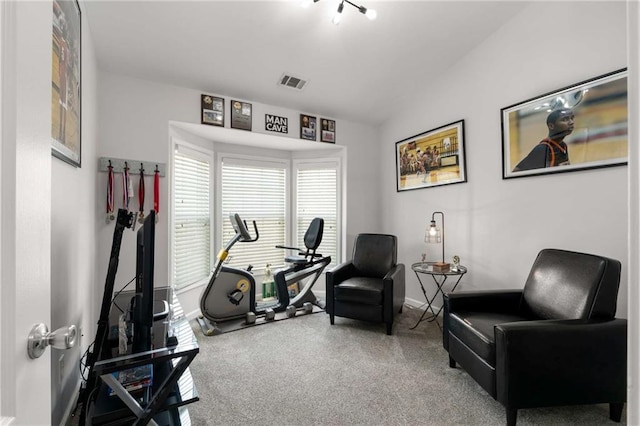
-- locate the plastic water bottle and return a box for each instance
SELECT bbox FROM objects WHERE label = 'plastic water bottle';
[262,264,274,300]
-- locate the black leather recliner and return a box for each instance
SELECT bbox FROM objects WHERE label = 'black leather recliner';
[326,233,405,335]
[443,248,626,425]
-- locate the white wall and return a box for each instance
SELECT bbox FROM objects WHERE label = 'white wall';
[50,2,99,424]
[96,71,379,317]
[379,1,630,316]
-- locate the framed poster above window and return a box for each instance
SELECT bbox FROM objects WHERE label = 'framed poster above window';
[201,94,224,127]
[231,100,252,131]
[300,114,316,141]
[51,0,82,167]
[320,118,335,143]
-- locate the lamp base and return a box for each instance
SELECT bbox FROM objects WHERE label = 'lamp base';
[433,262,450,273]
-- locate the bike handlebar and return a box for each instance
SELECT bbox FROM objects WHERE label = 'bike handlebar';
[230,213,259,242]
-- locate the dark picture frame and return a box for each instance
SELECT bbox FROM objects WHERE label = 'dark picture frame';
[395,120,467,192]
[231,100,252,131]
[300,114,316,141]
[501,69,628,179]
[320,118,336,143]
[201,94,224,127]
[51,0,81,167]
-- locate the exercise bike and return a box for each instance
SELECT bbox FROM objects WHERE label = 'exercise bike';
[197,213,331,335]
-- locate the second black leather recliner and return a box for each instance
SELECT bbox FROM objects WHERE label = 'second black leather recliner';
[443,248,626,425]
[326,233,405,335]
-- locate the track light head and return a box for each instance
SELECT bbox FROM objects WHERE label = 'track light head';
[310,0,376,24]
[364,8,377,20]
[332,1,344,25]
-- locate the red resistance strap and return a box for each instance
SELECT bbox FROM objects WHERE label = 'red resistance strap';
[107,165,115,220]
[154,168,160,221]
[138,166,145,221]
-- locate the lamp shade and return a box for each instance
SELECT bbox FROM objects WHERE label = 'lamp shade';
[425,211,446,264]
[425,221,441,243]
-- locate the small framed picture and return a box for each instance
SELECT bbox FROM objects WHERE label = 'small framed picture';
[287,282,300,298]
[320,118,336,143]
[265,114,288,134]
[231,100,252,131]
[300,114,316,141]
[201,94,224,127]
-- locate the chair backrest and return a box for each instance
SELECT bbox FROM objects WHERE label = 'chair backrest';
[304,218,324,251]
[521,248,621,320]
[352,233,397,278]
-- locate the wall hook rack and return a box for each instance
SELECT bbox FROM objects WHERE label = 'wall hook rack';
[99,157,165,177]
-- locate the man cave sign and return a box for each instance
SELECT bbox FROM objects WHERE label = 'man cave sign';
[265,114,288,134]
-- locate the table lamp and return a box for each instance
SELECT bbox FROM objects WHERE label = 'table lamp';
[425,211,450,272]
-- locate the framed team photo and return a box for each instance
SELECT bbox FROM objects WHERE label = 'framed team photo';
[501,69,628,179]
[395,120,467,192]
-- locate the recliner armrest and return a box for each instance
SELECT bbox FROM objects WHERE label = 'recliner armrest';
[495,318,627,408]
[383,264,405,324]
[384,263,404,282]
[443,290,524,350]
[326,260,356,286]
[444,290,523,313]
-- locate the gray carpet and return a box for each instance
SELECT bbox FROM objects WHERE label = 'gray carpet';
[187,306,626,425]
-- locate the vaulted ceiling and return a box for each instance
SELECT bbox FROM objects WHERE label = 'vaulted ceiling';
[83,1,528,126]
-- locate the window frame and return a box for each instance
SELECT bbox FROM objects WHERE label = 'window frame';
[170,139,215,294]
[292,158,342,268]
[215,152,290,272]
[170,142,345,293]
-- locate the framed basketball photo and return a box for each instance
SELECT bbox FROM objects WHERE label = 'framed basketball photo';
[501,69,627,179]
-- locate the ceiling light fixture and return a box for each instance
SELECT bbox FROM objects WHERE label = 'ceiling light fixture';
[309,0,377,25]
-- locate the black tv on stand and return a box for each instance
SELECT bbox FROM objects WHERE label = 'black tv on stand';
[131,210,156,354]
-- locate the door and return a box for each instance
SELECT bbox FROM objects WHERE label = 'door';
[1,1,53,424]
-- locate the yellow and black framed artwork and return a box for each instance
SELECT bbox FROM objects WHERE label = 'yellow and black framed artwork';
[395,120,467,192]
[52,0,81,167]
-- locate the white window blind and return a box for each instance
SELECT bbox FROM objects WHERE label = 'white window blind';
[221,159,286,271]
[296,164,338,266]
[173,150,211,289]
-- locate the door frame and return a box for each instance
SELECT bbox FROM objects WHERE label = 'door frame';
[1,1,53,423]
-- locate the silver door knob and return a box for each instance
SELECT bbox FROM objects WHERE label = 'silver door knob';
[27,324,77,359]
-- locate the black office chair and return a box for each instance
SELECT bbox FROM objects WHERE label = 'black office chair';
[443,248,626,425]
[326,233,405,335]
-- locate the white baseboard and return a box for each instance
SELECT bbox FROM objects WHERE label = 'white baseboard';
[185,292,432,321]
[185,308,202,321]
[61,379,81,426]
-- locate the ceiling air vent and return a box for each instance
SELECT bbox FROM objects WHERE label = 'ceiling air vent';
[279,73,308,91]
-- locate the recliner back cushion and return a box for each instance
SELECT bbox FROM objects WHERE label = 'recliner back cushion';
[352,234,397,279]
[522,249,621,320]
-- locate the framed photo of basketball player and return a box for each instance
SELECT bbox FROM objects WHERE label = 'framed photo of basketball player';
[501,69,628,180]
[51,0,82,167]
[395,120,467,192]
